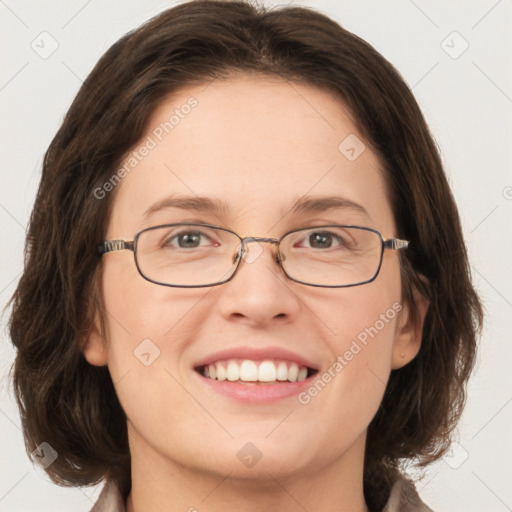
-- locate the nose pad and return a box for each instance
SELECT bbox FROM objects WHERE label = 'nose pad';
[232,244,243,265]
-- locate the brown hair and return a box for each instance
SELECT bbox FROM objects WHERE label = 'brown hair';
[7,0,483,508]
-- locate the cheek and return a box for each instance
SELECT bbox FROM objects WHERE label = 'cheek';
[99,256,215,417]
[331,303,398,407]
[303,266,402,415]
[99,257,187,379]
[321,271,401,363]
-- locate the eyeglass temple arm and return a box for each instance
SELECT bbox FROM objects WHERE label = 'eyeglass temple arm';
[99,240,135,255]
[383,238,409,250]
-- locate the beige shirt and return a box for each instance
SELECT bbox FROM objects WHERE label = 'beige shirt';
[90,477,434,512]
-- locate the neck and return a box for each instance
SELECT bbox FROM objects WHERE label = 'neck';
[125,432,369,512]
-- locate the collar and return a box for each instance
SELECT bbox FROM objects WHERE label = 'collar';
[91,476,434,512]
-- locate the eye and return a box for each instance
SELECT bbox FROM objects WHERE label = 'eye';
[164,230,218,249]
[299,230,348,250]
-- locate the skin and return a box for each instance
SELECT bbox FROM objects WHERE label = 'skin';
[84,74,428,512]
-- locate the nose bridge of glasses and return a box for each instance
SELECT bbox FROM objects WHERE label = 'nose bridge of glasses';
[234,236,282,264]
[242,236,279,244]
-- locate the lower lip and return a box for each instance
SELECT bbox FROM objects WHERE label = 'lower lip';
[195,372,314,403]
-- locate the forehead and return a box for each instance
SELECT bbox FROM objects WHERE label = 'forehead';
[107,75,394,237]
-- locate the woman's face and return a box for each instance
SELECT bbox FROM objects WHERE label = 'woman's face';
[85,74,420,482]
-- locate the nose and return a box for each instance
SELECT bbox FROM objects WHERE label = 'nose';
[217,238,301,327]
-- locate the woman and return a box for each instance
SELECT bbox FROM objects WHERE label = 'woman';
[8,1,483,511]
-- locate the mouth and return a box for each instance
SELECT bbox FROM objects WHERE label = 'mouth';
[192,346,321,402]
[194,359,319,384]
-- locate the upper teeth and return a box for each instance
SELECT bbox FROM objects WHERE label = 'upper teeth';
[202,359,309,383]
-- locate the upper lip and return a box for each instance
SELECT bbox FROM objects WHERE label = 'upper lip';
[193,346,319,371]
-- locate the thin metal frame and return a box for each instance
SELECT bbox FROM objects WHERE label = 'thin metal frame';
[99,223,409,288]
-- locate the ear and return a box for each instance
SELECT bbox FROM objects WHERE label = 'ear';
[391,287,429,370]
[82,311,108,366]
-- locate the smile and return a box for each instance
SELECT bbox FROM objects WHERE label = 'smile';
[197,359,318,383]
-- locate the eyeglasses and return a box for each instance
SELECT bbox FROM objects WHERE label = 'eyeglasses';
[99,223,409,288]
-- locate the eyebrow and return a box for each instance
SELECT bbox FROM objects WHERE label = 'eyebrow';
[143,194,369,219]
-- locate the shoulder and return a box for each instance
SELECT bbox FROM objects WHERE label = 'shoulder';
[382,476,434,512]
[89,480,126,512]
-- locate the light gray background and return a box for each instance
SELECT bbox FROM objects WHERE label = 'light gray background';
[1,1,511,510]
